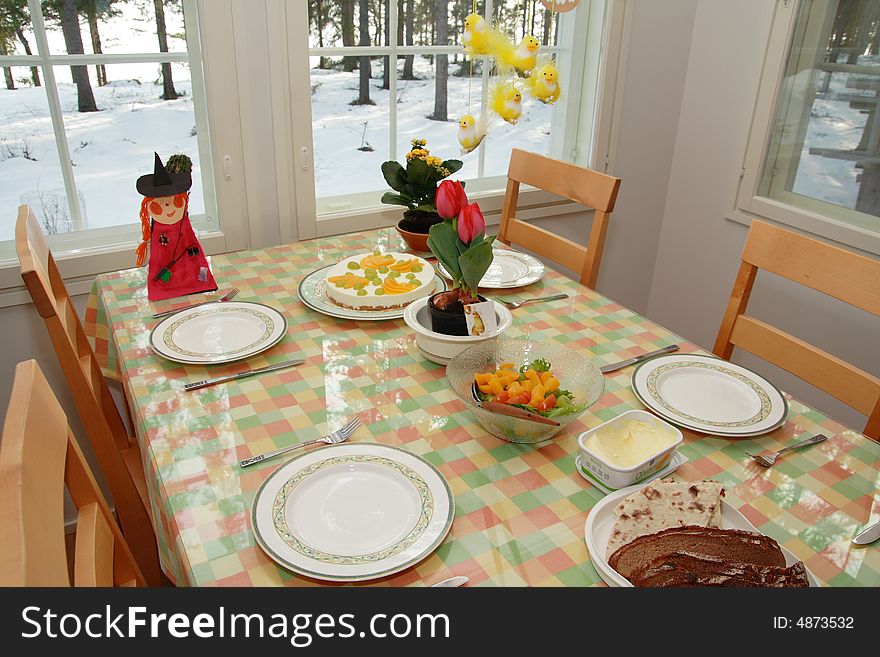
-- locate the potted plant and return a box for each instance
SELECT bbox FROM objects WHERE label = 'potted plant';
[426,181,495,336]
[381,139,463,252]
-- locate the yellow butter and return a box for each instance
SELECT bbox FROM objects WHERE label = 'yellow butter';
[584,420,677,469]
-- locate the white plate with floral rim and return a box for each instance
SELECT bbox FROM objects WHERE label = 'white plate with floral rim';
[251,442,454,582]
[149,301,287,365]
[631,354,788,437]
[298,265,447,321]
[436,248,545,289]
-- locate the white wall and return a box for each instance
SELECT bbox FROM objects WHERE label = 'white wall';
[647,0,880,432]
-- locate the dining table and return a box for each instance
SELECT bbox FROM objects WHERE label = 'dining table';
[83,227,880,587]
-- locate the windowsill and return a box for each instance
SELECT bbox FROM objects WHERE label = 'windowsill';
[314,186,582,238]
[726,200,880,257]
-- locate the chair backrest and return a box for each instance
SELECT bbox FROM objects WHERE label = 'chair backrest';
[15,205,161,582]
[713,220,880,440]
[497,149,621,288]
[0,360,145,586]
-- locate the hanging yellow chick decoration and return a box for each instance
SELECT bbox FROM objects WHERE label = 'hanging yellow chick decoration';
[457,114,487,155]
[528,62,561,104]
[508,35,541,76]
[462,13,491,55]
[490,82,523,125]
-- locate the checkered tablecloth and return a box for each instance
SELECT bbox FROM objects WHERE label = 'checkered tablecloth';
[84,228,880,586]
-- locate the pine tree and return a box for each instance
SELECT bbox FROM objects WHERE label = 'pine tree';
[430,0,447,121]
[153,0,178,100]
[59,0,98,111]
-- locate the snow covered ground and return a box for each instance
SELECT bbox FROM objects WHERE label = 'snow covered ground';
[310,59,553,198]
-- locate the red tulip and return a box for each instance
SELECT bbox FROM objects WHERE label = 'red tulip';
[457,203,485,244]
[435,180,468,220]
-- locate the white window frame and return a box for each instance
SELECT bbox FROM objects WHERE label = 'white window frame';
[731,0,880,255]
[0,0,249,302]
[286,0,625,241]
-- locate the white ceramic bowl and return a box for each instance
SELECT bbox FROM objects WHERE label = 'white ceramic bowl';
[576,410,683,490]
[403,297,513,365]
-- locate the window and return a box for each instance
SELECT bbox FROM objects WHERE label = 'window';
[296,0,609,225]
[0,0,223,263]
[736,0,880,254]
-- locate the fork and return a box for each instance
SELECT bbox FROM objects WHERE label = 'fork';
[239,417,361,468]
[152,288,239,319]
[496,293,569,309]
[747,434,827,467]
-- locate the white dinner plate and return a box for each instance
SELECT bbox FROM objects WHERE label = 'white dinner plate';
[631,354,788,437]
[150,301,287,365]
[436,248,545,288]
[252,443,454,582]
[297,265,446,321]
[584,481,819,587]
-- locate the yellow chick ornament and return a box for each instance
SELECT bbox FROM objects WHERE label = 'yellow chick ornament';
[462,13,491,55]
[457,114,487,155]
[528,63,561,104]
[490,82,523,125]
[509,35,541,76]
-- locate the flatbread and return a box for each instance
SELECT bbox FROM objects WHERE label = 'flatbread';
[605,479,725,559]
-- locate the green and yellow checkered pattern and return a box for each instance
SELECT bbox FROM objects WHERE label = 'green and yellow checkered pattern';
[84,228,880,587]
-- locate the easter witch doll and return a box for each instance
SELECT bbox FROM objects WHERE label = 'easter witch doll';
[136,152,217,301]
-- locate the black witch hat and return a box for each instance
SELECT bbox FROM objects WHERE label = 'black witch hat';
[136,152,192,197]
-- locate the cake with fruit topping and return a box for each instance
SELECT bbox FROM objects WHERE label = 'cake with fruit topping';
[324,252,436,310]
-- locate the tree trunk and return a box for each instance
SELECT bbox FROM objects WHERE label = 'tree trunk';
[403,0,415,79]
[382,0,390,90]
[316,0,327,68]
[2,67,14,91]
[542,7,551,45]
[84,1,107,86]
[530,0,536,35]
[342,0,356,72]
[354,0,373,104]
[60,0,98,112]
[431,0,448,121]
[154,0,178,100]
[15,29,40,86]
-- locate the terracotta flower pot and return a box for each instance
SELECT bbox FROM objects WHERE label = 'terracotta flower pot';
[396,222,431,253]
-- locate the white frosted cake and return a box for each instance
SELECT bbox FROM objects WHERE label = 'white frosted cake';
[325,252,435,310]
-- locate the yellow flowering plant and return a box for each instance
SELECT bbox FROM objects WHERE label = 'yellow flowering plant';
[381,139,463,217]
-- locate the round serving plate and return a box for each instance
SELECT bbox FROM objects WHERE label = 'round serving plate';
[252,442,454,582]
[584,480,819,587]
[149,301,287,365]
[631,354,788,437]
[436,248,545,289]
[298,264,446,321]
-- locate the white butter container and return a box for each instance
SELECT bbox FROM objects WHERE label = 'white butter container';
[577,410,683,490]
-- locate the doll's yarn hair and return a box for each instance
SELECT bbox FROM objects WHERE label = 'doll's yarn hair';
[136,193,188,267]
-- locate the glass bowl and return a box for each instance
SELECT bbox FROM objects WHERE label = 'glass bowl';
[446,338,604,444]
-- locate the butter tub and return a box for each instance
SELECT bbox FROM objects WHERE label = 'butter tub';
[576,410,683,490]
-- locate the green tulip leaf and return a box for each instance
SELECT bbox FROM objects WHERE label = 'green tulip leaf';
[427,221,462,282]
[458,239,495,296]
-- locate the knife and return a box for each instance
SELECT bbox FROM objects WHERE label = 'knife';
[852,519,880,546]
[184,359,305,391]
[430,576,469,587]
[599,344,680,374]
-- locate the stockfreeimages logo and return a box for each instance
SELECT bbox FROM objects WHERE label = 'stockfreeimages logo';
[20,606,451,647]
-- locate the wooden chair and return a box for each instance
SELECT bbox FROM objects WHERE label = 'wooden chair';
[0,360,145,586]
[15,205,161,584]
[497,149,622,288]
[713,220,880,441]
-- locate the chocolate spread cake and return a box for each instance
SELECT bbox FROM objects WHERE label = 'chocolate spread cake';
[628,551,810,587]
[608,526,788,580]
